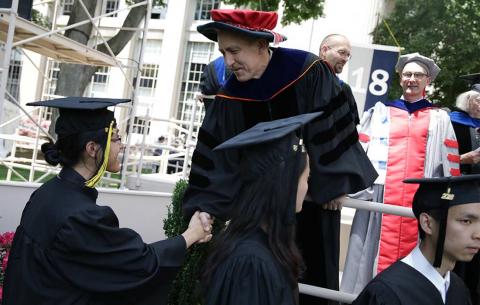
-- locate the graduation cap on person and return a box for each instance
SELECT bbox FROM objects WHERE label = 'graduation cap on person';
[404,175,480,267]
[395,52,441,82]
[197,9,287,45]
[27,97,130,136]
[27,97,131,188]
[459,73,480,93]
[214,111,322,223]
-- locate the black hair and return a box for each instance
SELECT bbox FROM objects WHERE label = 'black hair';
[418,207,442,240]
[203,150,307,288]
[41,129,108,168]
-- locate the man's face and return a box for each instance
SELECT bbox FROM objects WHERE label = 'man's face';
[443,203,480,263]
[217,31,268,82]
[399,62,431,101]
[320,36,351,74]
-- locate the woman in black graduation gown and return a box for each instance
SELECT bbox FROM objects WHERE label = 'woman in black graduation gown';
[202,113,321,305]
[2,97,212,305]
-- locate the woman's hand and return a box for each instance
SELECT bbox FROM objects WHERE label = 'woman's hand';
[181,211,213,248]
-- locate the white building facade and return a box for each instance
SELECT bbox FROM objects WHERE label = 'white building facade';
[10,0,391,152]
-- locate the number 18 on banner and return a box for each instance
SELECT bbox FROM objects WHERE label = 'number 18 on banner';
[343,44,400,114]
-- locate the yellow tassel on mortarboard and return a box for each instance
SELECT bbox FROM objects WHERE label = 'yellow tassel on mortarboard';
[85,121,114,188]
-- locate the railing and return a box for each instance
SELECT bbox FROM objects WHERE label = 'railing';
[298,196,415,304]
[0,107,200,187]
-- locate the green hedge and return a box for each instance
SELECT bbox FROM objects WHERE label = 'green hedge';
[163,179,223,305]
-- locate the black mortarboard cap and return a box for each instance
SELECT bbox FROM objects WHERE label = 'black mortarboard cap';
[404,175,480,216]
[459,73,480,93]
[404,175,480,267]
[27,97,131,137]
[214,112,323,151]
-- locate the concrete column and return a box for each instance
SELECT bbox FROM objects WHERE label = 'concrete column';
[154,0,192,121]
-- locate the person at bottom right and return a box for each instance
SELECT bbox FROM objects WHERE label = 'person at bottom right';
[352,175,480,305]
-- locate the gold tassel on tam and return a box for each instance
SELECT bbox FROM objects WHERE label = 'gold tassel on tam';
[85,121,114,188]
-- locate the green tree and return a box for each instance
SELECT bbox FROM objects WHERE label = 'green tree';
[223,0,325,25]
[163,180,224,305]
[372,0,480,106]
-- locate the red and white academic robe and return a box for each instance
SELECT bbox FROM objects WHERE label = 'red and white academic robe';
[341,100,460,294]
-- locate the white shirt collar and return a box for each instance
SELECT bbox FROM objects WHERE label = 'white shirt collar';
[401,246,451,303]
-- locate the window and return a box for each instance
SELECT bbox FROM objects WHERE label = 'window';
[194,0,220,20]
[63,0,75,15]
[135,40,162,97]
[43,60,60,98]
[177,42,215,129]
[138,64,159,97]
[7,49,22,101]
[151,0,168,19]
[41,60,61,121]
[103,0,119,17]
[87,66,110,97]
[93,66,109,84]
[130,117,151,135]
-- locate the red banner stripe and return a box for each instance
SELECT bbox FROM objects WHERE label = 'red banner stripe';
[450,168,461,176]
[444,139,459,148]
[447,154,460,163]
[358,133,370,143]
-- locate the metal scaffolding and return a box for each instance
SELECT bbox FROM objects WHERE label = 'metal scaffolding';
[0,0,198,188]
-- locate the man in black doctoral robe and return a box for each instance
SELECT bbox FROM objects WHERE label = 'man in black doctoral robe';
[353,175,480,305]
[295,33,359,305]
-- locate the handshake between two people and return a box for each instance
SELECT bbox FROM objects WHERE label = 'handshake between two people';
[181,211,215,248]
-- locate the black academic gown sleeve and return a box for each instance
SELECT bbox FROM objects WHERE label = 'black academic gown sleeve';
[294,59,377,204]
[183,49,377,219]
[51,205,186,294]
[3,192,186,305]
[352,281,401,305]
[200,61,221,96]
[182,98,244,220]
[205,252,295,305]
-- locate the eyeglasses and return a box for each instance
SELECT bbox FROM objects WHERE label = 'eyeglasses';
[401,72,428,79]
[326,46,352,60]
[111,134,122,143]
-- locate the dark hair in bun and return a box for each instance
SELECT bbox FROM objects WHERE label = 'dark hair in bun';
[41,129,107,167]
[41,142,61,166]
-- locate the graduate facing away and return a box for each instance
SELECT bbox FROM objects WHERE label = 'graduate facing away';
[2,97,212,305]
[353,175,480,305]
[202,113,323,305]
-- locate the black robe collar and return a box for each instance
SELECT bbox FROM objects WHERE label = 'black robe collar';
[57,167,98,200]
[385,98,434,114]
[220,47,315,102]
